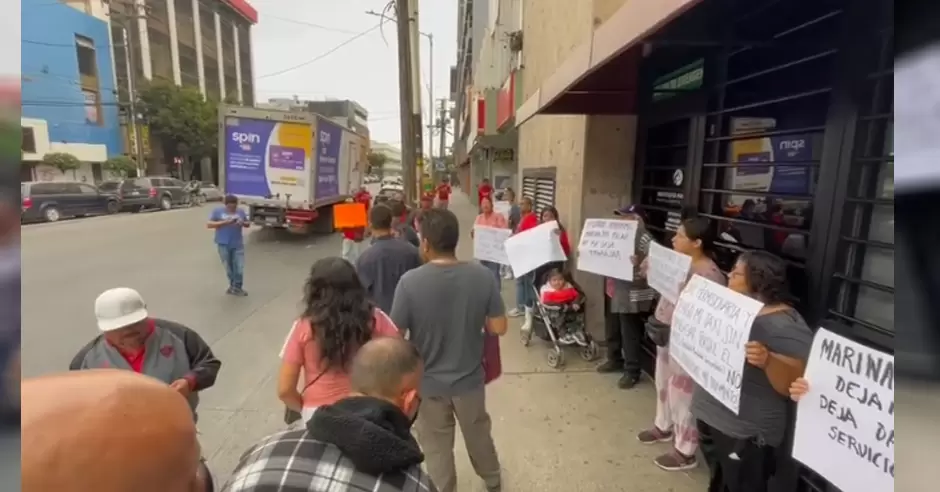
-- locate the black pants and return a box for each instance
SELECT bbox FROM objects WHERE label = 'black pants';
[602,304,645,377]
[697,420,776,492]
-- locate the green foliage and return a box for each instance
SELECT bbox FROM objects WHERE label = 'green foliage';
[42,152,81,172]
[136,81,218,162]
[366,151,387,174]
[103,155,137,177]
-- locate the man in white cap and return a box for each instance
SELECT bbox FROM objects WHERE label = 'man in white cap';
[69,287,221,419]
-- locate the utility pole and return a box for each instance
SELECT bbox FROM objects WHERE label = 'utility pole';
[109,0,149,177]
[438,98,448,178]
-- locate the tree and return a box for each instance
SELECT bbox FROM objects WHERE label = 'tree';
[103,155,138,178]
[367,151,387,175]
[42,152,81,178]
[136,81,217,177]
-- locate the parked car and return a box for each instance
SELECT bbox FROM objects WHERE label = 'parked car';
[373,184,405,206]
[21,181,120,223]
[115,176,190,212]
[200,183,224,202]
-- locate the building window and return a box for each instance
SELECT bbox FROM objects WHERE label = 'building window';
[75,35,102,125]
[22,128,36,154]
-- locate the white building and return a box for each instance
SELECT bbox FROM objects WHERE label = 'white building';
[370,142,403,177]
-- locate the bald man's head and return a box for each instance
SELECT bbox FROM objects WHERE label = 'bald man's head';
[22,370,204,492]
[349,338,423,420]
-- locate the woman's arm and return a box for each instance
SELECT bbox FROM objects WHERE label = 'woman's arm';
[277,362,304,411]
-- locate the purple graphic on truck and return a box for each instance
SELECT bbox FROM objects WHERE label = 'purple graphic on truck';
[269,145,305,171]
[224,118,275,197]
[315,119,342,199]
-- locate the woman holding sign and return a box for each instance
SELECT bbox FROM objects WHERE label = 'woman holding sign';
[692,251,813,492]
[472,196,509,287]
[638,218,726,472]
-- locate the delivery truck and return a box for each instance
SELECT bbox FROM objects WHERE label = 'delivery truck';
[218,106,366,234]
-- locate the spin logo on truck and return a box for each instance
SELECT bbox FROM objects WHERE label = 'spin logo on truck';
[231,131,261,151]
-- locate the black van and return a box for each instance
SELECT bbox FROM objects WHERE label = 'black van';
[21,181,120,223]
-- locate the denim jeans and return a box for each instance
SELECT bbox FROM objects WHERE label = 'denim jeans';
[480,260,502,291]
[514,272,535,309]
[217,244,245,289]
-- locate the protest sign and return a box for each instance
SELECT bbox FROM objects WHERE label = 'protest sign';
[647,241,693,304]
[332,202,367,229]
[669,275,763,414]
[494,201,512,221]
[576,219,637,281]
[792,328,895,492]
[504,220,567,277]
[473,226,512,265]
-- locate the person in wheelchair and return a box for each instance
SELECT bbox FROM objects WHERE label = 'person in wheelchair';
[538,268,587,345]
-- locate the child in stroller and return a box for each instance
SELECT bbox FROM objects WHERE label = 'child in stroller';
[538,268,587,345]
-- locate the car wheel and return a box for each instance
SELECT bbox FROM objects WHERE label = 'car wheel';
[106,200,120,214]
[43,206,61,222]
[160,195,172,210]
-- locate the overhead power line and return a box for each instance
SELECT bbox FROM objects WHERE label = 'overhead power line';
[255,24,381,80]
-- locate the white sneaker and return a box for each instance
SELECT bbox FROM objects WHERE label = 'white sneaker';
[521,307,533,332]
[508,308,524,317]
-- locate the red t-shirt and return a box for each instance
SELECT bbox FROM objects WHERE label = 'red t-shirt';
[342,192,370,241]
[558,230,571,257]
[437,184,452,201]
[517,212,538,233]
[478,184,493,205]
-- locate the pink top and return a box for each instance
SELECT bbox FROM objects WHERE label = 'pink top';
[474,212,508,229]
[654,258,727,324]
[281,308,400,409]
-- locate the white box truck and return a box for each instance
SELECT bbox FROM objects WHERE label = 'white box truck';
[218,106,365,234]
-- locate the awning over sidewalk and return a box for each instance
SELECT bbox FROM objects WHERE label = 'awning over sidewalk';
[515,0,702,126]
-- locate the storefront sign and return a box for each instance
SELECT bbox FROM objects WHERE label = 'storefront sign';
[670,275,763,414]
[652,58,704,101]
[496,72,515,129]
[473,226,512,265]
[576,219,638,281]
[647,242,693,304]
[792,328,895,492]
[477,98,486,135]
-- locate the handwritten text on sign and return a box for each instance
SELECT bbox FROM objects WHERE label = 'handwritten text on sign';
[576,219,637,281]
[473,226,512,265]
[647,242,693,304]
[504,220,567,277]
[669,275,763,414]
[792,329,894,492]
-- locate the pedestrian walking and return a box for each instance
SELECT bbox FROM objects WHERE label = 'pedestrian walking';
[207,194,250,296]
[477,178,494,212]
[340,187,372,266]
[69,287,221,420]
[357,204,422,314]
[226,338,437,492]
[436,177,452,209]
[507,197,539,331]
[390,208,507,492]
[597,204,658,389]
[389,199,420,247]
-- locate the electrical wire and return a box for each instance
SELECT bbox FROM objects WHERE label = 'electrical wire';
[260,14,363,35]
[254,23,382,80]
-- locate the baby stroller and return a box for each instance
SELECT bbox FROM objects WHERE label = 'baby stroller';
[520,262,599,368]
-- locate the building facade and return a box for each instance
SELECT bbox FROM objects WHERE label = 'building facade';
[21,1,123,183]
[477,0,894,491]
[109,0,258,105]
[259,98,370,137]
[370,141,403,178]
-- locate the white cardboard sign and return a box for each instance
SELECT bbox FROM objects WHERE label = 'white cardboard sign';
[504,220,567,277]
[792,328,895,492]
[669,275,763,414]
[647,241,693,304]
[575,219,637,281]
[473,226,512,265]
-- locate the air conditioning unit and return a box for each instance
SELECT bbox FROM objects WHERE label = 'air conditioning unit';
[508,31,523,52]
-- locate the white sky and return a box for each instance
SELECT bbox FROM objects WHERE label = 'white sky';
[250,0,457,151]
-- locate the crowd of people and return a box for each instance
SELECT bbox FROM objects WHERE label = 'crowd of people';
[20,178,821,492]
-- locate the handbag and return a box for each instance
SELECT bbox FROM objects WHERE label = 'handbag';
[645,316,671,347]
[483,333,502,384]
[283,368,328,425]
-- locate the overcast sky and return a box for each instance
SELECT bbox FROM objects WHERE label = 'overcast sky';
[250,0,456,152]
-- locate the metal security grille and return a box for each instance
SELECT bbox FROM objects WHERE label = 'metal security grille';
[521,175,556,215]
[640,119,691,242]
[698,0,845,307]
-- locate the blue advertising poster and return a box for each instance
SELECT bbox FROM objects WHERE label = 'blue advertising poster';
[224,118,275,197]
[315,119,342,199]
[769,134,812,195]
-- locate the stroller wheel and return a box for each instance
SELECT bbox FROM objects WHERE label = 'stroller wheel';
[520,328,532,347]
[580,341,599,361]
[547,349,564,369]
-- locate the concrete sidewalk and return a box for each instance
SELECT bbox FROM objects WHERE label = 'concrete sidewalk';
[446,190,706,491]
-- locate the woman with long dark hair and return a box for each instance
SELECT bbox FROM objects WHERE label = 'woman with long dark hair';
[638,218,725,472]
[693,250,813,492]
[278,257,400,423]
[540,206,571,257]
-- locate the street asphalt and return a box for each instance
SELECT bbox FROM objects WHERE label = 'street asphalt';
[21,188,706,491]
